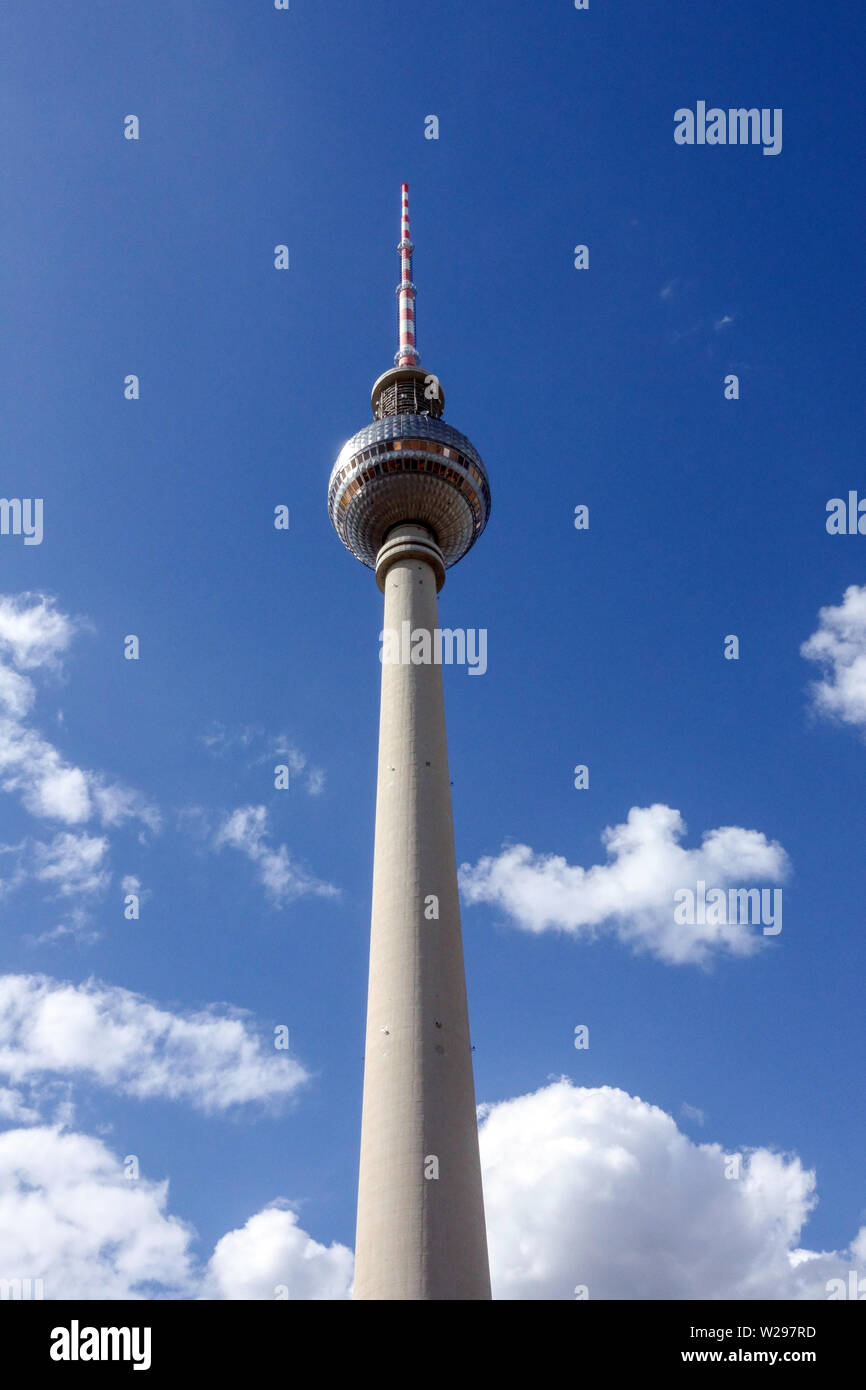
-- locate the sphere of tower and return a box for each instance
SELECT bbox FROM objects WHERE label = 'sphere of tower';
[328,412,491,571]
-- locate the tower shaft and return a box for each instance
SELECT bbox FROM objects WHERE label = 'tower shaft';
[353,524,491,1300]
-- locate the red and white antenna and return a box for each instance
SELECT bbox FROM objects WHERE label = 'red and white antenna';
[395,183,419,367]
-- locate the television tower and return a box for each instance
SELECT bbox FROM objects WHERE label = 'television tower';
[328,185,492,1300]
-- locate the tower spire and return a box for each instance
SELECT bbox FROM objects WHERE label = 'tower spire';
[396,182,419,367]
[370,184,443,419]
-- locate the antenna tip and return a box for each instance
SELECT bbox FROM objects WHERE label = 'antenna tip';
[401,182,409,192]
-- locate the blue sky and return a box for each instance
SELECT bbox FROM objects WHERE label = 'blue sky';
[0,0,864,1299]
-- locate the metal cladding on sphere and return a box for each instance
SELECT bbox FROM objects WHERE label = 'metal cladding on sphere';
[328,183,491,575]
[328,414,490,574]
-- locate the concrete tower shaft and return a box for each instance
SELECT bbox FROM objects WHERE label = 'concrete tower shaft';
[329,186,491,1300]
[353,525,491,1300]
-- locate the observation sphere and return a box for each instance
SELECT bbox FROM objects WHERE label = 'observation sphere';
[328,411,491,571]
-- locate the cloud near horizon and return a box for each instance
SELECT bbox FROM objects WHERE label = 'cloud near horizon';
[479,1080,865,1300]
[1,1080,862,1301]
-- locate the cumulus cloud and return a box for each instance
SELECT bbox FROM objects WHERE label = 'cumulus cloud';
[204,1204,353,1300]
[0,593,77,670]
[0,974,308,1113]
[801,585,866,734]
[0,1124,351,1301]
[0,1126,196,1299]
[0,593,159,833]
[479,1080,866,1300]
[1,1081,862,1301]
[459,804,789,965]
[215,805,337,905]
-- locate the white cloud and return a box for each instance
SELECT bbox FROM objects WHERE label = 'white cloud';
[202,722,326,796]
[31,762,92,821]
[0,1124,351,1301]
[272,743,326,797]
[0,1126,196,1299]
[305,767,325,797]
[460,805,789,966]
[215,805,337,905]
[200,721,257,754]
[0,974,308,1113]
[30,908,100,947]
[801,585,866,734]
[479,1080,866,1300]
[0,665,35,720]
[0,1084,40,1123]
[92,782,159,830]
[34,832,110,897]
[0,840,26,898]
[0,593,159,834]
[0,593,77,670]
[0,723,158,830]
[1,1081,862,1301]
[204,1204,353,1300]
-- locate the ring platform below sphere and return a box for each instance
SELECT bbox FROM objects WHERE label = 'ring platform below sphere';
[328,414,491,570]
